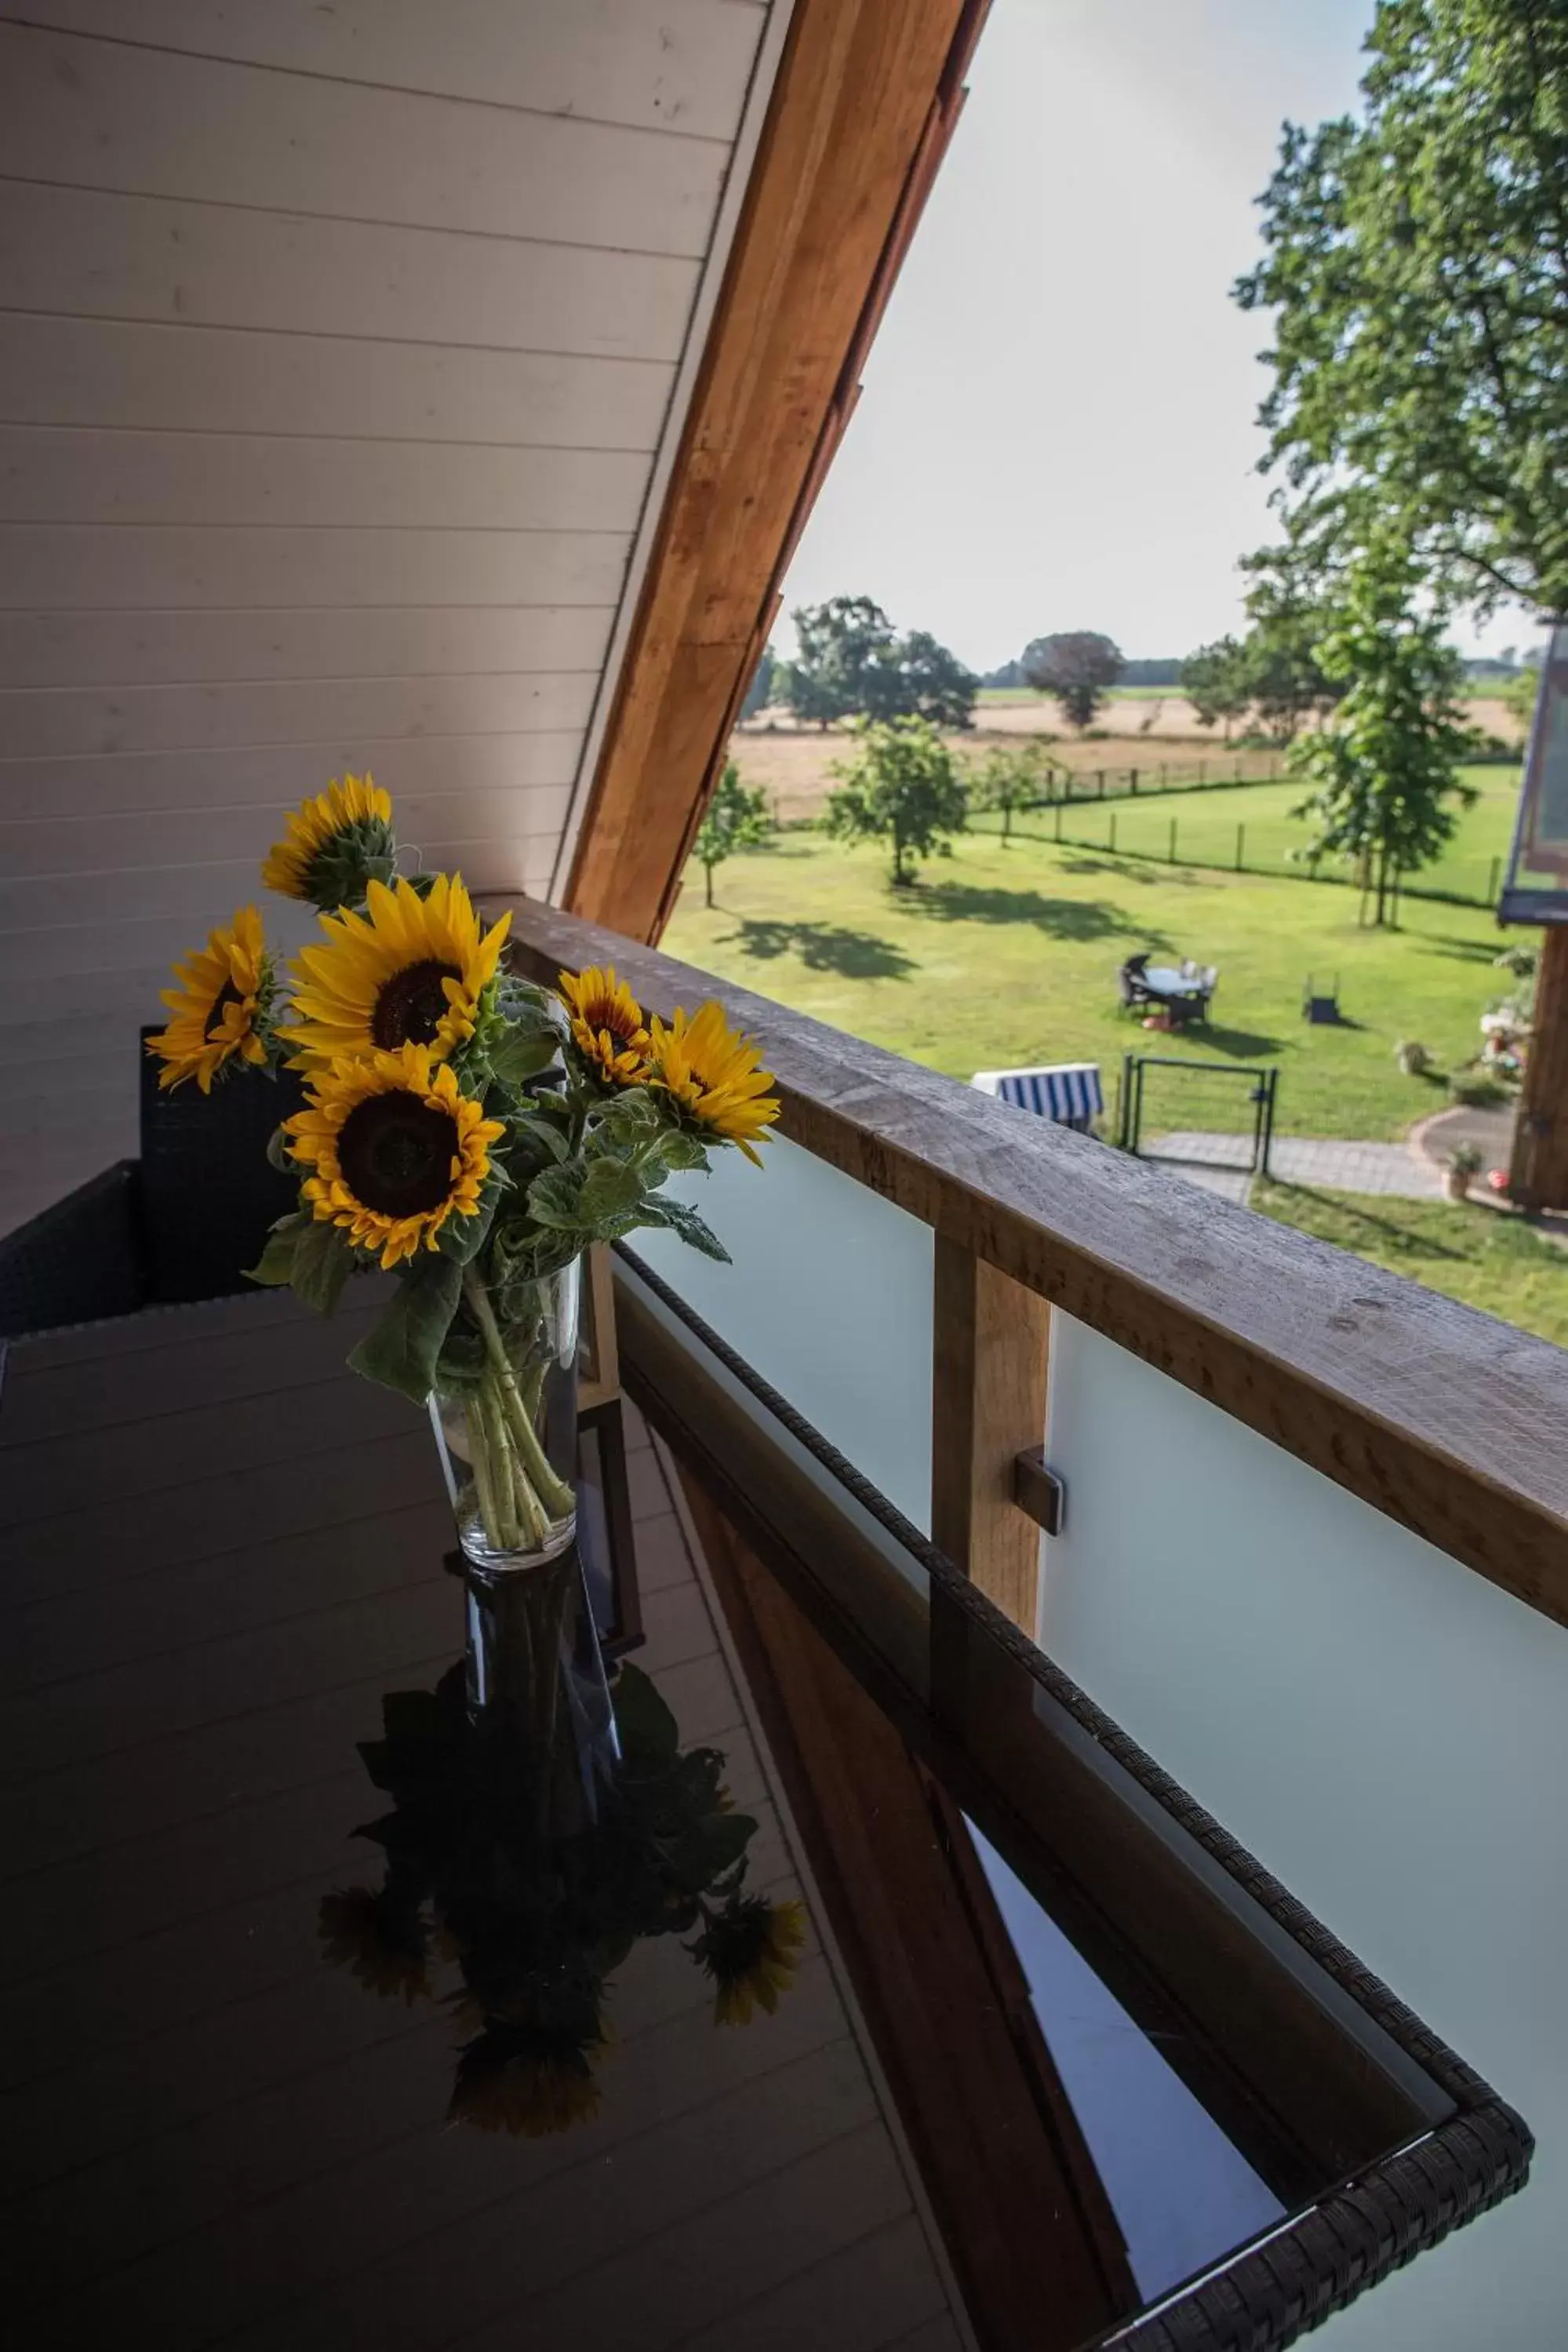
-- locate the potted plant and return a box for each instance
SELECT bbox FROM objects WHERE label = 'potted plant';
[1395,1039,1431,1076]
[1445,1141,1483,1202]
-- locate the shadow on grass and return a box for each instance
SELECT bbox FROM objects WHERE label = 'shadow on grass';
[1260,1181,1469,1262]
[1422,934,1502,963]
[1191,1021,1286,1058]
[717,918,916,980]
[907,881,1159,944]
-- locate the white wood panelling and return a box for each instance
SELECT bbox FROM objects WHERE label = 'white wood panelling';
[0,672,599,760]
[0,609,617,692]
[0,319,675,447]
[0,0,784,1232]
[0,526,633,610]
[5,2,766,138]
[0,184,701,359]
[0,26,729,253]
[0,734,586,821]
[0,431,653,531]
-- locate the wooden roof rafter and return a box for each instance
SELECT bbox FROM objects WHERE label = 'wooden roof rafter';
[563,0,992,941]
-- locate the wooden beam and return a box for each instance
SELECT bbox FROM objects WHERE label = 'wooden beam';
[565,0,988,941]
[495,894,1568,1629]
[1510,926,1568,1211]
[931,1236,1051,1632]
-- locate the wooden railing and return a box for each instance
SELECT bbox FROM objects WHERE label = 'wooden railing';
[492,893,1568,1633]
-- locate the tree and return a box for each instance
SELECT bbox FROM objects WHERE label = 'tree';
[823,718,969,886]
[864,630,979,730]
[1288,544,1480,926]
[737,645,776,724]
[1239,545,1349,743]
[1235,0,1568,617]
[779,595,895,727]
[1181,637,1251,739]
[1020,632,1124,728]
[690,760,770,908]
[779,597,977,730]
[968,740,1053,843]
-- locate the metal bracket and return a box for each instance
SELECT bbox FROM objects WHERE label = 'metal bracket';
[1013,1446,1065,1536]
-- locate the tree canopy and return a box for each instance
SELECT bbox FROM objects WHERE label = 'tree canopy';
[777,597,977,730]
[1236,0,1568,616]
[1288,541,1480,923]
[1020,632,1125,728]
[690,760,770,907]
[823,717,969,886]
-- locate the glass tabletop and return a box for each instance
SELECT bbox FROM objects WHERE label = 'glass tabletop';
[0,1289,1509,2352]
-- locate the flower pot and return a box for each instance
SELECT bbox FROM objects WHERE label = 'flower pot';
[429,1256,581,1572]
[1444,1171,1472,1203]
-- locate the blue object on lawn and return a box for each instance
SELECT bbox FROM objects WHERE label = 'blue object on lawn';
[971,1061,1104,1132]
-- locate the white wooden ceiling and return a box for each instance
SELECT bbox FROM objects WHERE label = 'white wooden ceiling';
[0,0,786,1231]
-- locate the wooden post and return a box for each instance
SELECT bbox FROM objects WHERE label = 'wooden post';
[1510,927,1568,1211]
[1236,821,1245,872]
[931,1237,1052,1633]
[1168,817,1177,864]
[1108,810,1118,854]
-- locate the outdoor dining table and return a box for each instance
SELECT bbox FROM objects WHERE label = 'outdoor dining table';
[0,1280,1522,2352]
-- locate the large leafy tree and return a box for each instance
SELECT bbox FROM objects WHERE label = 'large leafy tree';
[1289,543,1479,924]
[823,717,969,886]
[1020,632,1125,728]
[690,760,770,908]
[1236,0,1568,615]
[864,629,979,729]
[780,596,977,730]
[968,739,1056,843]
[1181,637,1251,738]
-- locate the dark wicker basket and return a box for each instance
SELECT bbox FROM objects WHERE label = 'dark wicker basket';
[136,1029,304,1305]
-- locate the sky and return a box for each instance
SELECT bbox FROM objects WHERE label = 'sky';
[777,0,1530,670]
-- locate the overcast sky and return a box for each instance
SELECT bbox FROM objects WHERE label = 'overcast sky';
[778,0,1529,669]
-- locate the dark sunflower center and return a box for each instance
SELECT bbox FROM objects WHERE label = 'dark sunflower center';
[372,959,462,1050]
[584,997,635,1043]
[338,1094,459,1217]
[204,979,246,1042]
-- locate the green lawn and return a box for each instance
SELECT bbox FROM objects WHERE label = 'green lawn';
[1254,1183,1568,1348]
[664,824,1510,1141]
[972,763,1518,908]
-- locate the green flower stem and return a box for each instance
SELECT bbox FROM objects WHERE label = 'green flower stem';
[478,1378,522,1551]
[465,1395,504,1552]
[461,1263,575,1522]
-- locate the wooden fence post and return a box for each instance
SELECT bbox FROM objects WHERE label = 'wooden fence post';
[931,1236,1051,1632]
[1168,817,1177,864]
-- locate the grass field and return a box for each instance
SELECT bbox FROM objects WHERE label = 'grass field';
[975,763,1518,907]
[1254,1184,1567,1348]
[664,824,1512,1141]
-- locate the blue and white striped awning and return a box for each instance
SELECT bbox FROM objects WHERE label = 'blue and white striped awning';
[970,1061,1104,1127]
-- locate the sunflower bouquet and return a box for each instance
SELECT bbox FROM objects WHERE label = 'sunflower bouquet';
[322,1656,806,2138]
[147,774,779,1567]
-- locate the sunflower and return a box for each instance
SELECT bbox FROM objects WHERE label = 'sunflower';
[692,1895,806,2026]
[647,1000,779,1165]
[145,906,272,1094]
[284,1043,504,1270]
[261,772,395,910]
[282,875,511,1072]
[447,2019,605,2138]
[318,1886,430,2005]
[557,963,650,1086]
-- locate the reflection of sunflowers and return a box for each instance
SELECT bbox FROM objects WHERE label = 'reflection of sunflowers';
[649,1001,779,1165]
[284,1043,503,1269]
[325,1661,798,2141]
[557,963,649,1086]
[145,906,272,1093]
[284,875,510,1072]
[447,2020,606,2138]
[693,1895,808,2026]
[318,1885,429,2004]
[262,772,395,908]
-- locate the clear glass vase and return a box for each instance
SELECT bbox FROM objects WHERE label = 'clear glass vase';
[429,1256,581,1571]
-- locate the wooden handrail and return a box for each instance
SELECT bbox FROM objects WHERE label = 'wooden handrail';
[490,893,1568,1629]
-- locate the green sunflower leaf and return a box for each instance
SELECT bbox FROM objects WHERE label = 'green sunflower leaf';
[488,1026,561,1085]
[525,1160,590,1230]
[246,1212,356,1316]
[348,1254,463,1405]
[578,1156,647,1225]
[638,1196,730,1263]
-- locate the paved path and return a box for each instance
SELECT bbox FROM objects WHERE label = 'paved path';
[1148,1132,1446,1205]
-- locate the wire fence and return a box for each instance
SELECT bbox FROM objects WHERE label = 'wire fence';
[970,799,1504,910]
[1019,752,1288,799]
